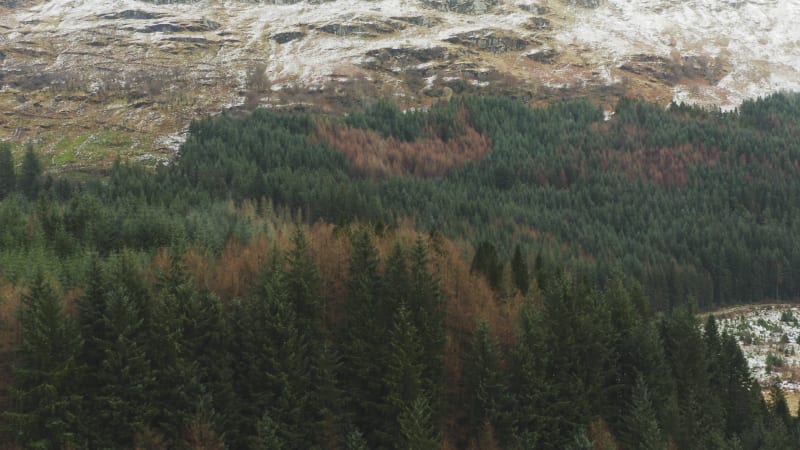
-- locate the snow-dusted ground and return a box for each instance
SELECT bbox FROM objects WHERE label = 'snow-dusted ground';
[7,0,800,104]
[718,306,800,391]
[559,0,800,109]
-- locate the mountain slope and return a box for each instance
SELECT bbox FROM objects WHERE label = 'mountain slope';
[1,0,799,166]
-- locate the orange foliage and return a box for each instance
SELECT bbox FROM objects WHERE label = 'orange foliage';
[208,237,272,299]
[314,111,492,179]
[603,142,720,187]
[0,280,22,414]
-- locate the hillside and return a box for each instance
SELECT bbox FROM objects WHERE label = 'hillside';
[2,0,800,168]
[2,93,800,447]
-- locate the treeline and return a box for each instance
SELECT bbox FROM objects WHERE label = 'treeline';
[4,223,799,449]
[4,95,800,306]
[119,94,800,308]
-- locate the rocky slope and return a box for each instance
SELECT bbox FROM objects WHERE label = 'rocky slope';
[1,0,799,167]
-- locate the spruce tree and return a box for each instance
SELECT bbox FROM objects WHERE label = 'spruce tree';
[408,236,446,406]
[344,429,369,450]
[622,375,667,450]
[338,229,389,447]
[3,275,83,449]
[463,321,513,447]
[285,228,324,334]
[235,251,316,448]
[399,396,440,450]
[149,253,204,445]
[18,143,42,199]
[0,142,15,198]
[511,244,530,295]
[90,284,156,448]
[384,304,425,445]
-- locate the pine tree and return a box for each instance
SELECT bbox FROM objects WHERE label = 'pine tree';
[3,275,83,449]
[90,284,156,448]
[254,413,286,450]
[18,143,42,199]
[399,396,440,450]
[471,241,500,290]
[622,375,667,450]
[148,253,204,445]
[463,321,513,447]
[285,228,324,334]
[511,244,530,295]
[344,429,369,450]
[234,251,316,448]
[384,304,426,445]
[408,236,445,407]
[338,229,389,447]
[0,142,15,198]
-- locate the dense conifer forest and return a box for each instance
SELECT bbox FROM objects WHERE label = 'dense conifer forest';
[3,93,800,448]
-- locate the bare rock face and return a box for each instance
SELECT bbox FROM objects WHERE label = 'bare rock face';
[421,0,501,14]
[445,29,532,53]
[564,0,601,8]
[315,17,407,37]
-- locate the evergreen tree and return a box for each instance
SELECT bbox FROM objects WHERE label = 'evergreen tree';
[3,275,83,449]
[344,430,369,450]
[0,142,15,198]
[91,284,157,448]
[622,375,667,450]
[234,250,317,448]
[18,143,42,199]
[384,304,426,444]
[399,396,440,450]
[463,321,514,447]
[408,236,446,409]
[254,413,286,450]
[661,304,725,449]
[471,241,500,290]
[148,253,204,445]
[511,244,530,295]
[338,229,390,447]
[285,228,324,334]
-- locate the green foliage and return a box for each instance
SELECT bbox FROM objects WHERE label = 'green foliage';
[398,396,440,450]
[18,144,42,199]
[511,244,529,295]
[0,142,15,199]
[463,321,514,447]
[622,375,667,450]
[766,352,784,373]
[3,275,82,449]
[6,94,800,448]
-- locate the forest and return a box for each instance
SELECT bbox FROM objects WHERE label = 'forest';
[2,93,800,448]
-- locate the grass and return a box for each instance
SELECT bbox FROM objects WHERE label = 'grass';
[46,131,135,168]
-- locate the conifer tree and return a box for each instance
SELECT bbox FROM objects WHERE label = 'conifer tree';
[235,250,317,448]
[148,253,204,445]
[344,429,369,450]
[285,228,324,334]
[0,142,15,198]
[463,321,513,447]
[18,143,42,199]
[399,396,440,450]
[511,244,530,295]
[339,229,389,446]
[384,304,426,444]
[408,237,445,406]
[622,375,666,450]
[91,284,157,448]
[3,275,83,449]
